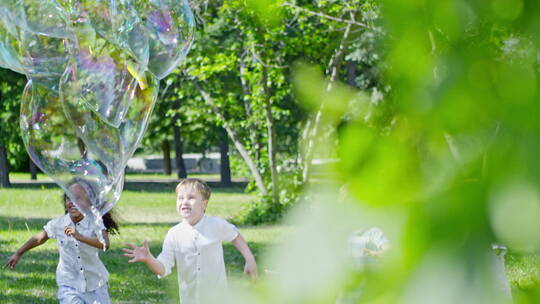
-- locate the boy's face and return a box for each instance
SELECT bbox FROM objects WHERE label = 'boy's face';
[176,186,208,223]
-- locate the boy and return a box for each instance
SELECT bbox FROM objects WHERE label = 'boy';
[123,178,257,303]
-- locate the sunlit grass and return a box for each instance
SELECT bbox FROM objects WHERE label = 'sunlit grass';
[0,186,284,303]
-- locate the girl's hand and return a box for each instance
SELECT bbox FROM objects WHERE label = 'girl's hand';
[244,258,258,280]
[64,226,81,240]
[3,254,21,270]
[123,240,151,263]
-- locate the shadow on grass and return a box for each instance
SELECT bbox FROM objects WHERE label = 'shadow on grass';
[8,181,248,194]
[0,216,260,235]
[0,216,179,232]
[0,216,49,231]
[1,237,271,304]
[0,249,58,304]
[0,294,57,304]
[0,241,176,303]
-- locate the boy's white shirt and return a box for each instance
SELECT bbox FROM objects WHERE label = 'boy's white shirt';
[43,214,109,292]
[157,215,239,304]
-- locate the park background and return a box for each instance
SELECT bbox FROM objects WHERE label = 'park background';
[1,0,540,303]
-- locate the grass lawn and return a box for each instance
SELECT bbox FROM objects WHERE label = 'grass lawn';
[0,184,285,304]
[1,183,538,303]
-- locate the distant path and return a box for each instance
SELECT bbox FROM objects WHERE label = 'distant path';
[8,178,249,191]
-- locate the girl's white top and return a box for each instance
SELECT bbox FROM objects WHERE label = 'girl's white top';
[157,215,239,304]
[44,214,109,292]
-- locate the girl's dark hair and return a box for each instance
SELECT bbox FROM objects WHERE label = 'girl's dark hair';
[102,210,120,235]
[63,190,120,235]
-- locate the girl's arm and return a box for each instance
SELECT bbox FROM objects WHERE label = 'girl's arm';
[123,240,166,276]
[3,230,49,270]
[232,233,258,279]
[64,227,110,250]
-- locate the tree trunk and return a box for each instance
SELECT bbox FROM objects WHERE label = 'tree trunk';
[239,58,261,162]
[29,157,37,180]
[195,82,268,195]
[219,128,232,187]
[162,139,172,175]
[347,61,357,87]
[0,145,11,188]
[173,124,187,179]
[261,63,279,205]
[302,18,353,183]
[172,99,187,179]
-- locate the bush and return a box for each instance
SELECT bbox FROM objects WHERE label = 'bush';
[234,163,303,225]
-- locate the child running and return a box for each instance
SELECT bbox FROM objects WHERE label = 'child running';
[123,178,257,304]
[3,179,118,304]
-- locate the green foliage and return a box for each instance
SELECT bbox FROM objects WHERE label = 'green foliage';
[236,160,303,225]
[235,196,284,225]
[276,0,540,302]
[0,68,26,170]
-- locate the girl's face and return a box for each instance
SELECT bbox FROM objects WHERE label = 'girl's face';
[65,184,91,218]
[64,197,83,219]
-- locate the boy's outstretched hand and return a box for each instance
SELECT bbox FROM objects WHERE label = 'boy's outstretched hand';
[244,258,258,280]
[123,240,151,263]
[3,254,21,270]
[123,240,166,276]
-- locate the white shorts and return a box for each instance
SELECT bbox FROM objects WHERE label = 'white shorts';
[57,284,111,304]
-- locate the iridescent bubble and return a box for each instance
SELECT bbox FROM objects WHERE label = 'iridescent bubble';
[133,0,195,79]
[20,78,122,215]
[18,29,70,77]
[4,0,194,218]
[61,40,140,127]
[0,8,70,77]
[0,17,24,73]
[60,62,159,180]
[62,0,149,66]
[0,0,70,38]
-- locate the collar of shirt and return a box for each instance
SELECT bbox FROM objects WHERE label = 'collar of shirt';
[72,214,90,229]
[181,215,207,231]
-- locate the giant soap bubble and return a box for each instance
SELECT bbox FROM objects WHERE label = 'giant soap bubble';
[134,0,195,79]
[20,78,124,212]
[2,0,195,219]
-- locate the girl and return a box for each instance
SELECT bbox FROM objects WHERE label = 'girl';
[3,180,119,304]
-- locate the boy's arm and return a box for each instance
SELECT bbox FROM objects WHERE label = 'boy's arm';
[3,230,49,270]
[232,233,258,279]
[64,226,110,250]
[123,240,166,276]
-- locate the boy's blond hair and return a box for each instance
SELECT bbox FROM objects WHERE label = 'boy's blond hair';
[175,178,212,201]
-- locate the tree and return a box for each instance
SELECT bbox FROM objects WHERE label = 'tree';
[142,0,384,219]
[183,0,310,204]
[172,98,188,179]
[0,68,25,187]
[219,128,232,186]
[0,146,9,187]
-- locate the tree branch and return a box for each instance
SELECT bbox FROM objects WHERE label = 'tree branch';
[282,2,369,29]
[193,81,269,195]
[302,12,354,182]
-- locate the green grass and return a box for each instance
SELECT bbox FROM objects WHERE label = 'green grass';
[1,184,538,303]
[0,185,284,304]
